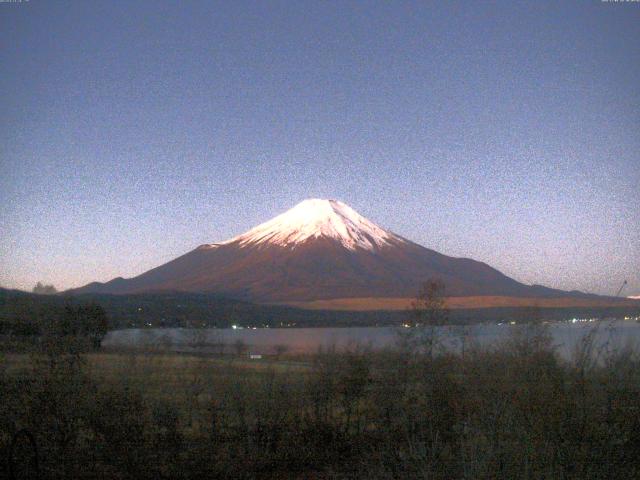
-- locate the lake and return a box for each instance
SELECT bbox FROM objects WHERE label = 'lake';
[103,319,640,359]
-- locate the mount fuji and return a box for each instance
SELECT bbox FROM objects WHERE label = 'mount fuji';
[69,199,602,306]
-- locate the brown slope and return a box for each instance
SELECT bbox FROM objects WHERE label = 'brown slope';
[68,235,587,302]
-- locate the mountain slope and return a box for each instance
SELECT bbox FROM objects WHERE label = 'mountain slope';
[69,199,596,302]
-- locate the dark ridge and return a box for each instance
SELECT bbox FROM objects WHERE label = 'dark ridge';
[1,288,638,334]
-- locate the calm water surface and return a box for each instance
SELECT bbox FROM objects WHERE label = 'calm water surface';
[104,320,640,359]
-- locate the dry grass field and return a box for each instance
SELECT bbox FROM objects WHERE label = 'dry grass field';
[2,324,640,479]
[279,295,640,311]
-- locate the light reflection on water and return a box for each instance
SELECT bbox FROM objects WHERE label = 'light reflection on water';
[103,320,640,359]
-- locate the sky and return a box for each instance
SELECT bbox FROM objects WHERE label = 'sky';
[1,0,639,296]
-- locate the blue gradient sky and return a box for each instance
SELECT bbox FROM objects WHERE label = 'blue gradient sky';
[1,1,639,296]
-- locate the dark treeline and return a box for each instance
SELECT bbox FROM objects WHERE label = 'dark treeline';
[1,288,638,333]
[0,293,108,353]
[1,323,639,479]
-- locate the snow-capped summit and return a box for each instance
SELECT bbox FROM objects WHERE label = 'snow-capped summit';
[216,199,406,251]
[69,199,604,304]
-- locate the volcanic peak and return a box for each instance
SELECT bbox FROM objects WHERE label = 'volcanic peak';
[208,199,405,251]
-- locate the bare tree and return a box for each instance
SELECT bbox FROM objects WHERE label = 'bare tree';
[411,279,448,326]
[400,279,449,358]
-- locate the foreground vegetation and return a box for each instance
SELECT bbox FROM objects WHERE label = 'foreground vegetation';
[1,322,639,479]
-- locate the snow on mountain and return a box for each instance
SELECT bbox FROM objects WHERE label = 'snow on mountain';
[68,199,612,304]
[206,199,406,251]
[628,295,640,300]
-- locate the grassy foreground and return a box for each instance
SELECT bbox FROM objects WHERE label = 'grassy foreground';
[1,325,640,479]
